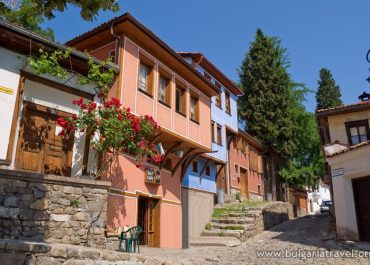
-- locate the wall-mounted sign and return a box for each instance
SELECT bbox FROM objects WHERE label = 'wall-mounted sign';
[331,168,344,177]
[0,86,14,95]
[146,167,160,185]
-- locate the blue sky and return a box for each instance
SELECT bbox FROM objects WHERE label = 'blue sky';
[42,0,370,112]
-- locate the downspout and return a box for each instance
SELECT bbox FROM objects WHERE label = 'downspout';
[110,22,122,98]
[226,134,235,196]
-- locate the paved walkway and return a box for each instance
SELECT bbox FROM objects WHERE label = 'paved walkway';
[142,214,370,265]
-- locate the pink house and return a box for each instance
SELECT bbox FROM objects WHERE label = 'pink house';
[229,130,266,201]
[67,13,219,248]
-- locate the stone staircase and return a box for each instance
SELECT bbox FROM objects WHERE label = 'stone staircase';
[190,204,265,247]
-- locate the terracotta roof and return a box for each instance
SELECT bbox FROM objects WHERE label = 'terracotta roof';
[178,52,243,96]
[238,129,265,151]
[316,100,370,116]
[327,140,370,158]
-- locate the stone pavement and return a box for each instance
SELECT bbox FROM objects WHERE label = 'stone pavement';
[142,213,370,265]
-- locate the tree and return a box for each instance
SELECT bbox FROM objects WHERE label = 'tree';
[238,29,296,199]
[0,0,55,39]
[0,0,119,39]
[316,68,342,110]
[280,85,325,188]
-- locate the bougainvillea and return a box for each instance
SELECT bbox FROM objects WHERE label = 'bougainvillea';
[57,97,163,178]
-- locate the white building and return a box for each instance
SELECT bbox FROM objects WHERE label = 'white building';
[0,19,118,177]
[317,96,370,242]
[307,181,331,214]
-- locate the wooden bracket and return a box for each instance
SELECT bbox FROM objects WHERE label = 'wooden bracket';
[171,148,196,177]
[216,163,226,180]
[159,141,182,169]
[199,159,211,177]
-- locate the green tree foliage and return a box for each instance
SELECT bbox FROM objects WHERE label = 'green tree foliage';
[238,29,296,164]
[238,29,324,189]
[280,84,325,188]
[0,0,119,39]
[0,0,55,39]
[316,68,342,110]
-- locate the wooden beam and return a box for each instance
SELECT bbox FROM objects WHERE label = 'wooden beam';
[159,141,181,169]
[216,164,226,180]
[147,133,162,147]
[171,148,196,177]
[199,159,211,177]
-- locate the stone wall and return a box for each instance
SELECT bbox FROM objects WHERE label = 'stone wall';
[0,169,111,248]
[182,187,215,248]
[262,201,294,229]
[0,239,166,265]
[241,201,294,241]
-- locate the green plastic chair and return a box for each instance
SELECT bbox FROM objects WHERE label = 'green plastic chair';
[119,226,143,253]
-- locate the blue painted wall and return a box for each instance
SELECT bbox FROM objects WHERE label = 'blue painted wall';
[182,158,217,193]
[181,57,239,193]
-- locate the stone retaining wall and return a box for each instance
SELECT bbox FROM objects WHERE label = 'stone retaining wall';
[0,239,166,265]
[241,201,294,241]
[0,169,111,248]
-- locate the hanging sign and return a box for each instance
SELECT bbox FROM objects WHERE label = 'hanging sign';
[146,167,161,185]
[0,86,14,95]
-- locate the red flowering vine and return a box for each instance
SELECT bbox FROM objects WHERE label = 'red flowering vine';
[58,97,163,178]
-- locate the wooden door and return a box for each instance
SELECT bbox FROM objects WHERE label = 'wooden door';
[353,177,370,242]
[137,197,160,247]
[15,102,74,176]
[240,168,248,200]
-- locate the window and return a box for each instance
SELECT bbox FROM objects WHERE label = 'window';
[225,92,231,114]
[235,164,239,173]
[258,185,261,194]
[211,122,215,142]
[345,120,370,145]
[216,124,222,145]
[190,94,199,122]
[158,75,171,106]
[192,161,198,173]
[205,166,211,176]
[138,61,153,95]
[175,86,186,115]
[215,82,222,108]
[109,49,116,63]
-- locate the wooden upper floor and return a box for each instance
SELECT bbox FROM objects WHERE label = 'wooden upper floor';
[66,13,219,151]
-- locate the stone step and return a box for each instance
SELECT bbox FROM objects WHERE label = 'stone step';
[201,229,243,238]
[211,217,254,224]
[244,210,262,218]
[206,222,248,230]
[190,236,241,247]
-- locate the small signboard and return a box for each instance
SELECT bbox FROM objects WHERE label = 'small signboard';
[146,167,160,185]
[0,86,14,95]
[331,168,344,177]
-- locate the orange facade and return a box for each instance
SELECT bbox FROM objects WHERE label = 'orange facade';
[229,131,265,200]
[67,13,218,248]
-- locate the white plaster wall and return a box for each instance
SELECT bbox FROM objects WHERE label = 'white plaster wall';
[0,48,26,160]
[328,110,370,144]
[327,145,370,240]
[332,176,358,239]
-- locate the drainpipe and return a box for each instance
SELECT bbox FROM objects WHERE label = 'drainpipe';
[110,22,121,98]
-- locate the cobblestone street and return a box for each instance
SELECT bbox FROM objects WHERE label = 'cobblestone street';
[142,213,370,265]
